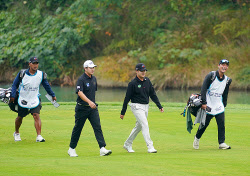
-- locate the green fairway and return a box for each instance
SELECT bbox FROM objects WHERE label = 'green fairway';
[0,102,249,176]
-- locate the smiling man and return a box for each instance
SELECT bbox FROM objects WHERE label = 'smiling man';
[193,59,232,150]
[10,57,56,142]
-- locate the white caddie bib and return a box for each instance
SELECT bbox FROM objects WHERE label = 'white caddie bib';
[206,75,227,115]
[18,70,43,109]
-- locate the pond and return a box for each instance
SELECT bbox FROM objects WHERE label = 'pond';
[1,85,248,104]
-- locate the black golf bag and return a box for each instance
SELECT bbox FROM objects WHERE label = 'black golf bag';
[181,93,202,117]
[0,87,18,112]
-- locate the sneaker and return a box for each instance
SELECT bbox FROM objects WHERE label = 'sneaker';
[148,147,157,153]
[68,147,78,157]
[193,136,200,149]
[219,143,231,150]
[13,132,21,141]
[36,135,45,142]
[100,147,112,156]
[123,145,135,153]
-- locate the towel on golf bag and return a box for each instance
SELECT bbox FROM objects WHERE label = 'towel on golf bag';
[181,93,205,133]
[186,108,193,133]
[194,108,206,130]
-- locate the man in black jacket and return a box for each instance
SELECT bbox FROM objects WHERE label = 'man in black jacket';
[120,63,164,153]
[193,59,232,150]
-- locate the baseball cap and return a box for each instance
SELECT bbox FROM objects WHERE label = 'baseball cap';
[83,60,97,68]
[219,59,229,66]
[29,57,39,63]
[135,63,147,71]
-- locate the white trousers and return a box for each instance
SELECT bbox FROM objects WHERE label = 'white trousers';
[124,103,154,149]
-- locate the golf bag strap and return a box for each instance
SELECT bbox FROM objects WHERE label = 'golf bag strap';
[19,69,26,80]
[211,71,216,82]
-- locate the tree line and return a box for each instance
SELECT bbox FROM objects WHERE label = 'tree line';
[0,0,249,90]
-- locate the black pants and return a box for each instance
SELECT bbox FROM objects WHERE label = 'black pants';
[69,105,106,149]
[196,112,225,144]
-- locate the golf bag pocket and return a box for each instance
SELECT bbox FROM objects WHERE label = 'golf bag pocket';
[9,102,18,112]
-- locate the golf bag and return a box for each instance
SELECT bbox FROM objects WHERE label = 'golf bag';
[0,87,12,104]
[0,87,19,112]
[181,93,202,117]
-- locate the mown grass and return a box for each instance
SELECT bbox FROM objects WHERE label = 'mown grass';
[0,102,249,176]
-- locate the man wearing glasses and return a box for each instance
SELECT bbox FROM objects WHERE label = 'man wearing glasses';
[193,59,232,150]
[120,63,164,153]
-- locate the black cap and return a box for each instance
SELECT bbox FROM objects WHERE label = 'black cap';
[29,57,39,63]
[219,59,229,66]
[135,63,147,71]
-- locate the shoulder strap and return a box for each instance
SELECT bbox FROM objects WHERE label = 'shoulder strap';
[19,69,27,79]
[226,77,232,85]
[43,71,47,79]
[211,71,216,82]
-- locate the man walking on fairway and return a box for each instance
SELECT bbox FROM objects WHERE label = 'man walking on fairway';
[68,60,112,157]
[10,57,57,142]
[193,59,232,150]
[120,63,164,153]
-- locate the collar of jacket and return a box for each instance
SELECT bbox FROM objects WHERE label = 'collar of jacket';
[84,72,92,79]
[135,76,146,82]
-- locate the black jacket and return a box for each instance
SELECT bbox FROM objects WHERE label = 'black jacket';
[121,76,163,115]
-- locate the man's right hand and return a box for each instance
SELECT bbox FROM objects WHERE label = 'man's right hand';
[9,97,15,103]
[120,115,124,120]
[201,104,207,110]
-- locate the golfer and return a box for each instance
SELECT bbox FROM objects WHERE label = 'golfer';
[10,57,57,142]
[120,63,164,153]
[193,59,232,150]
[68,60,112,157]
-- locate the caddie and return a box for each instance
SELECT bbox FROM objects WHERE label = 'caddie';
[193,59,232,150]
[10,57,57,142]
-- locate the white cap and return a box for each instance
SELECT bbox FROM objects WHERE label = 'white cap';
[83,60,97,68]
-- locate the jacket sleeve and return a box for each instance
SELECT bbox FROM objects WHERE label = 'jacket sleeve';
[200,72,213,105]
[222,78,232,107]
[121,82,133,115]
[149,80,163,109]
[41,72,55,97]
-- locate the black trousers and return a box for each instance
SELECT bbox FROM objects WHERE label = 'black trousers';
[196,112,225,144]
[69,105,106,149]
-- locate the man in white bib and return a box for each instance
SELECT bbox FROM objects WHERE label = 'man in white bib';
[10,57,57,142]
[193,59,232,150]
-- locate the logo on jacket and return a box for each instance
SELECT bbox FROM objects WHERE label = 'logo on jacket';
[138,84,141,88]
[86,83,90,87]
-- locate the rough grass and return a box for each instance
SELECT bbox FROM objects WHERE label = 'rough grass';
[0,102,249,176]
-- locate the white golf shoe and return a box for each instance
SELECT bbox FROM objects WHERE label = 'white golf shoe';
[219,143,231,150]
[100,147,112,156]
[13,132,21,141]
[148,147,157,153]
[68,147,78,157]
[193,136,200,149]
[123,145,135,153]
[36,135,45,142]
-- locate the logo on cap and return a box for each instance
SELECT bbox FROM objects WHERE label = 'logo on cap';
[135,63,147,71]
